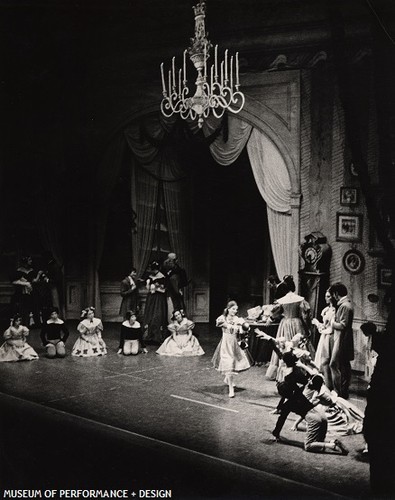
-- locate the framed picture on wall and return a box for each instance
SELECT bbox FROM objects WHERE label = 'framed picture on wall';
[336,213,363,242]
[340,187,359,206]
[378,265,392,288]
[342,249,365,274]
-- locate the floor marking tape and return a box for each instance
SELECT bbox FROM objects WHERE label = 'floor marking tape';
[170,394,239,413]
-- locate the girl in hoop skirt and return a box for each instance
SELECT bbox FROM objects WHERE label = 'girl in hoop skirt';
[156,310,204,357]
[72,307,107,357]
[266,276,311,381]
[212,301,252,398]
[0,315,38,362]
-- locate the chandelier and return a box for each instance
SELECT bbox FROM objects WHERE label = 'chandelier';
[160,1,245,128]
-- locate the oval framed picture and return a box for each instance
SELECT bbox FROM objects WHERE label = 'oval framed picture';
[342,249,365,275]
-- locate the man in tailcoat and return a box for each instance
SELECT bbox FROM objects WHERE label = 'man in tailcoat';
[329,282,354,399]
[119,267,139,319]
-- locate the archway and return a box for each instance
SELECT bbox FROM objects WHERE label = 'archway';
[96,71,301,322]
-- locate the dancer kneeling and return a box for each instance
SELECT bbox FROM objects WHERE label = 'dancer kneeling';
[291,374,363,436]
[156,310,204,357]
[72,307,107,357]
[40,307,69,358]
[118,310,147,355]
[0,314,38,362]
[272,379,349,454]
[212,301,252,398]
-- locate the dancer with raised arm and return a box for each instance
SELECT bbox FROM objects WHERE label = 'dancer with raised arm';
[212,301,252,398]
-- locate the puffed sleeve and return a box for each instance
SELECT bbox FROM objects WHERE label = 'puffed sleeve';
[96,320,104,332]
[77,321,87,334]
[21,326,29,337]
[185,319,195,330]
[168,322,177,334]
[216,315,226,327]
[3,328,12,340]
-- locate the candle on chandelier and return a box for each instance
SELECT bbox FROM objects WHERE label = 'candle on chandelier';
[183,50,187,84]
[230,56,233,89]
[214,44,218,79]
[160,63,166,94]
[178,69,182,95]
[220,61,224,87]
[168,70,172,95]
[210,64,214,91]
[236,52,239,86]
[204,44,207,79]
[172,57,176,89]
[224,49,228,82]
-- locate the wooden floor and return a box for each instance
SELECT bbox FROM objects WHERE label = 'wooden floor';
[0,322,370,498]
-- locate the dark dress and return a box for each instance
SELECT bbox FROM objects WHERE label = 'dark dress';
[143,272,168,344]
[119,276,139,318]
[11,267,37,326]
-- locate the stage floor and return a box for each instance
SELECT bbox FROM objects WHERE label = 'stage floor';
[0,323,370,498]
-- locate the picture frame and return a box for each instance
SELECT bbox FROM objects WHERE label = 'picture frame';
[378,265,392,288]
[342,249,365,275]
[336,213,363,242]
[340,187,359,206]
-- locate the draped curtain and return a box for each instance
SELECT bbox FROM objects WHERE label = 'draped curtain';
[98,113,293,316]
[202,116,293,278]
[125,116,191,285]
[91,135,126,316]
[130,158,159,279]
[246,128,292,278]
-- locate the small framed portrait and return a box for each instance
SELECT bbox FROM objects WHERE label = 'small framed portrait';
[342,249,365,275]
[336,213,363,242]
[340,187,359,206]
[378,265,392,288]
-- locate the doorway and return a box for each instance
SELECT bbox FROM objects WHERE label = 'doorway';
[207,147,274,320]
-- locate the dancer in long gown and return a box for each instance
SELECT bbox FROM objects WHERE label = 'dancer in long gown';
[212,300,252,398]
[72,307,107,357]
[156,310,204,356]
[143,261,168,344]
[0,315,38,362]
[312,290,336,377]
[266,281,311,380]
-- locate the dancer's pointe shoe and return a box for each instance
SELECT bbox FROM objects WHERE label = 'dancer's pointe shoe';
[229,386,235,398]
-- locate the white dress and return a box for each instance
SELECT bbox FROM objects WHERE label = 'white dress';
[72,318,107,357]
[156,318,204,356]
[212,315,252,374]
[314,305,335,370]
[0,325,38,362]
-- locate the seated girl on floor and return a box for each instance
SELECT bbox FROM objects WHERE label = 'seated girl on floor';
[72,306,107,357]
[117,310,147,355]
[156,310,204,357]
[40,307,69,358]
[0,314,39,362]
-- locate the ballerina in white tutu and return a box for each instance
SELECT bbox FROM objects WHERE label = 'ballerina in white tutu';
[156,310,204,357]
[212,300,252,398]
[72,307,107,357]
[0,314,38,362]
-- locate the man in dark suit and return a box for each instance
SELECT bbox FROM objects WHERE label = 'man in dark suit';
[119,267,139,319]
[329,282,354,399]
